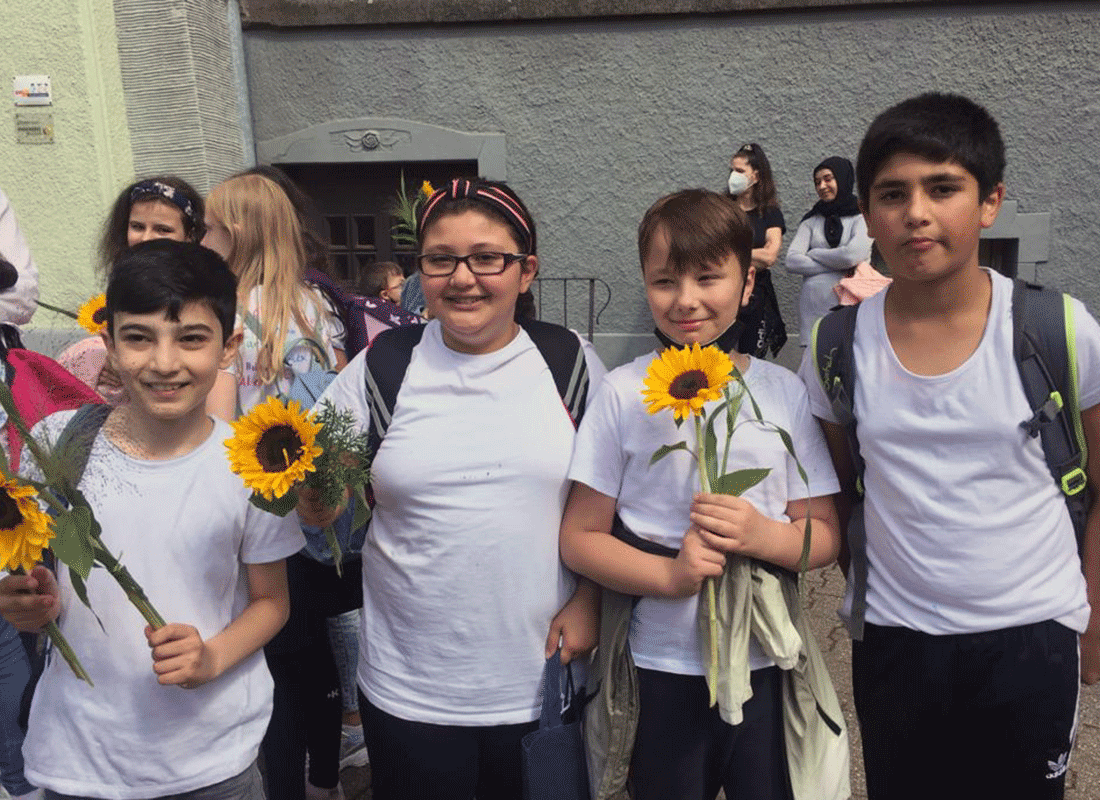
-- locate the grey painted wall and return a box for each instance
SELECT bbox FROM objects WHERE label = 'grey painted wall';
[243,3,1100,365]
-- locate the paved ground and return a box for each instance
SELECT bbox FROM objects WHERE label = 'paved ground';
[340,564,1100,799]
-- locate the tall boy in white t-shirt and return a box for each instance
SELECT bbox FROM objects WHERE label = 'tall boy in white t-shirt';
[0,239,303,799]
[561,189,842,800]
[797,92,1100,800]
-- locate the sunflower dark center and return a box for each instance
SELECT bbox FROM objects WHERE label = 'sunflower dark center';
[0,492,24,530]
[668,369,709,400]
[92,307,108,325]
[256,425,304,473]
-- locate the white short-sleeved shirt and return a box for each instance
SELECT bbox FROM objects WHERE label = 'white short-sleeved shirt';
[568,353,839,675]
[19,412,304,798]
[316,320,606,725]
[797,268,1100,635]
[232,284,345,414]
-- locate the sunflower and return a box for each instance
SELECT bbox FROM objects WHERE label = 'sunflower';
[77,293,108,335]
[642,343,734,421]
[225,397,323,501]
[0,475,54,573]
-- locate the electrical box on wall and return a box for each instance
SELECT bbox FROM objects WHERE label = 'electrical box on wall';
[13,75,51,106]
[12,75,54,144]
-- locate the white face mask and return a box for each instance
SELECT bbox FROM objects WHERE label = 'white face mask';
[727,170,750,196]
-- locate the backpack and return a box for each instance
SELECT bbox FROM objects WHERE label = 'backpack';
[363,318,591,471]
[812,279,1089,640]
[0,326,102,471]
[305,268,421,361]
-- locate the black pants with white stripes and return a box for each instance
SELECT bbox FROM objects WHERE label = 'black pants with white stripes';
[853,619,1079,800]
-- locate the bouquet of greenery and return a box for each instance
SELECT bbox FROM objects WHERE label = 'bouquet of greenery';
[642,343,811,704]
[225,397,372,573]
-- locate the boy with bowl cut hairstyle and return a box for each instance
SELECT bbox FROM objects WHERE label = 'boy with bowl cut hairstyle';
[0,239,304,799]
[799,92,1100,799]
[562,189,846,800]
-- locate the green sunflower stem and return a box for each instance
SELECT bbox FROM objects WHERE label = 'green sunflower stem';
[98,548,166,629]
[44,620,93,686]
[694,415,720,708]
[34,300,79,321]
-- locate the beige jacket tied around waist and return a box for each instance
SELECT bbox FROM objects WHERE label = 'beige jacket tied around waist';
[583,556,851,800]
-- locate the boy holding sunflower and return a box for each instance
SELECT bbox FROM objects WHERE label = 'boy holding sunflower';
[0,240,303,799]
[560,189,844,800]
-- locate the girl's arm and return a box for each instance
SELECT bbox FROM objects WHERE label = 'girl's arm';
[560,481,725,599]
[751,226,783,271]
[146,559,290,688]
[805,216,874,272]
[689,491,841,572]
[785,220,829,277]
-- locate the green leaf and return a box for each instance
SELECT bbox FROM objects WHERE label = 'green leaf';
[249,488,299,517]
[352,485,372,532]
[712,468,771,497]
[65,569,106,631]
[323,525,343,578]
[51,507,95,579]
[703,412,719,487]
[649,441,689,466]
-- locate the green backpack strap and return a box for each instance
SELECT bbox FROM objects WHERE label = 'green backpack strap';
[1012,279,1090,551]
[812,305,871,639]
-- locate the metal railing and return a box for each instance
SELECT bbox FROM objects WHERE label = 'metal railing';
[531,277,611,342]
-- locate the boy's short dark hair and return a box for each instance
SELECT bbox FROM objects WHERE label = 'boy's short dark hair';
[106,239,238,343]
[638,189,752,279]
[857,92,1005,205]
[357,261,403,298]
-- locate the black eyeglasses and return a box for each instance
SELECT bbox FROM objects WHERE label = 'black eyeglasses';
[416,252,529,277]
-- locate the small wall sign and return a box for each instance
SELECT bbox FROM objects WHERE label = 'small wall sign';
[13,75,51,107]
[15,113,54,144]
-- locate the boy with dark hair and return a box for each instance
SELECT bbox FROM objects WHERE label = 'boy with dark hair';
[563,189,847,800]
[799,92,1100,799]
[0,239,304,799]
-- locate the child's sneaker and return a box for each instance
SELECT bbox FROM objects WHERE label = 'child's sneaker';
[339,723,369,769]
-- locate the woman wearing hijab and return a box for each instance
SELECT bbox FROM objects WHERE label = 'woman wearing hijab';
[785,157,873,339]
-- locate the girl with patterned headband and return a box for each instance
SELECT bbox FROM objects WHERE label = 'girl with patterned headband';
[57,175,206,404]
[97,175,205,274]
[301,177,607,800]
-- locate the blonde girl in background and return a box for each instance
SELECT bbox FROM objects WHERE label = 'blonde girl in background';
[202,173,355,800]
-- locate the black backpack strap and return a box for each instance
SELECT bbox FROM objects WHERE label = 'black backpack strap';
[812,305,870,639]
[1012,279,1089,550]
[518,319,589,427]
[363,324,426,458]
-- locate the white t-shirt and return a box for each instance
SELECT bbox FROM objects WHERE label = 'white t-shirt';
[20,412,304,799]
[568,353,839,675]
[317,320,606,725]
[797,269,1100,635]
[232,284,345,414]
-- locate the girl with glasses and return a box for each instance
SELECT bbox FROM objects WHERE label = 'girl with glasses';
[301,178,606,800]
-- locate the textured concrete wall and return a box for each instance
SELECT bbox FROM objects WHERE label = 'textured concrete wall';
[244,3,1100,361]
[0,0,134,335]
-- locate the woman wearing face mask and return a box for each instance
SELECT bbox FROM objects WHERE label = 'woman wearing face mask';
[727,143,787,358]
[784,157,872,339]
